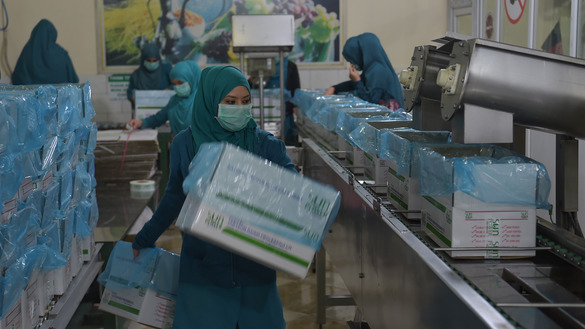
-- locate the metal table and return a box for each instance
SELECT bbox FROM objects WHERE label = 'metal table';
[95,179,158,243]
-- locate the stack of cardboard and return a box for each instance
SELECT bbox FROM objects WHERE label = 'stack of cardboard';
[94,129,160,183]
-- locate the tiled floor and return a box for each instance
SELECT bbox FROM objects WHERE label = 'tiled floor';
[115,225,356,329]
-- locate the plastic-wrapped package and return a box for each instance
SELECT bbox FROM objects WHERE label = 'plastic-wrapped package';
[56,85,83,137]
[56,132,81,174]
[289,89,325,113]
[0,101,17,156]
[42,136,58,172]
[98,240,180,295]
[336,108,412,143]
[0,153,24,204]
[178,142,341,278]
[37,221,67,270]
[74,198,92,239]
[348,121,413,156]
[42,183,60,228]
[0,84,58,137]
[379,129,452,177]
[57,170,73,211]
[315,104,386,132]
[72,167,92,205]
[417,144,551,208]
[89,191,99,231]
[81,82,96,123]
[22,150,44,180]
[55,208,74,259]
[305,94,365,123]
[1,93,48,153]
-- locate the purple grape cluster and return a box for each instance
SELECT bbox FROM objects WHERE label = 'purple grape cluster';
[202,31,232,62]
[272,0,319,28]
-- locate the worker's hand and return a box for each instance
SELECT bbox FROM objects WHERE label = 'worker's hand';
[133,248,140,259]
[324,87,335,95]
[128,119,143,130]
[349,65,361,82]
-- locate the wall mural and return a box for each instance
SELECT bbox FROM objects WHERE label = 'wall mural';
[100,0,342,70]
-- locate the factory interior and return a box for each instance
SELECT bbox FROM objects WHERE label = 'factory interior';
[2,1,585,329]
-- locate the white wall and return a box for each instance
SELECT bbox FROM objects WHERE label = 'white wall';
[0,0,448,122]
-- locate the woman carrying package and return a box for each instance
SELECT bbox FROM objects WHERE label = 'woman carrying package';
[126,42,173,108]
[325,32,404,110]
[132,65,294,329]
[127,60,201,136]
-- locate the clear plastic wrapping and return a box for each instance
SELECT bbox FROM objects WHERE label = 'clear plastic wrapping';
[98,241,180,297]
[417,144,551,209]
[379,129,452,176]
[180,142,341,251]
[336,108,412,143]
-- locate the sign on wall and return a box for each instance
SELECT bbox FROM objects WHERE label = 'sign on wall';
[99,0,343,71]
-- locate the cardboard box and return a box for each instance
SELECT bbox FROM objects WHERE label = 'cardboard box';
[99,242,179,329]
[251,89,283,122]
[134,90,175,120]
[20,269,40,329]
[387,159,422,220]
[0,297,22,329]
[381,130,451,219]
[422,191,536,258]
[80,232,95,262]
[176,142,340,278]
[417,145,546,258]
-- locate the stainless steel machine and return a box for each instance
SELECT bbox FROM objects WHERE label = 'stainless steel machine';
[299,37,585,328]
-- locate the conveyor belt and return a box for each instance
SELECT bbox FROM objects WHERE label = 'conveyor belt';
[300,131,585,329]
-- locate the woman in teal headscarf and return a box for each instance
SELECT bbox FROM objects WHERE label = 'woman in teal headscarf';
[12,19,79,85]
[126,42,173,107]
[127,60,201,136]
[325,32,404,110]
[132,65,294,329]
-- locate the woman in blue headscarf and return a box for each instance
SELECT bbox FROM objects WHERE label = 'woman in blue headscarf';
[132,65,294,329]
[127,60,201,136]
[325,32,404,110]
[12,19,79,85]
[126,42,173,107]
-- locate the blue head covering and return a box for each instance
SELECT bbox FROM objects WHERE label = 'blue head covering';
[342,33,404,107]
[191,66,257,153]
[12,19,79,85]
[131,43,172,90]
[165,61,201,135]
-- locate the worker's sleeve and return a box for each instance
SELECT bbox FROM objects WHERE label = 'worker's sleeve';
[256,132,297,173]
[141,103,170,130]
[354,80,384,105]
[132,136,188,250]
[331,80,356,94]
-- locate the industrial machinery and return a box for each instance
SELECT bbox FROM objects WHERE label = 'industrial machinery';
[298,37,585,328]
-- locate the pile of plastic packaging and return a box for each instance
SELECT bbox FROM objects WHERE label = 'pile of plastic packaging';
[0,83,98,328]
[290,88,551,210]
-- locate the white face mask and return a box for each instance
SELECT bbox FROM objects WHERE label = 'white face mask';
[216,104,253,132]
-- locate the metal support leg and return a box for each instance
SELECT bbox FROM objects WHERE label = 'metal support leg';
[316,246,356,328]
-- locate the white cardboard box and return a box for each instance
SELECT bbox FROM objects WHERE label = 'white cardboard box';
[387,159,422,220]
[100,286,175,329]
[422,191,536,259]
[134,90,175,120]
[99,243,179,329]
[80,232,95,262]
[176,142,340,278]
[363,152,389,194]
[0,295,22,329]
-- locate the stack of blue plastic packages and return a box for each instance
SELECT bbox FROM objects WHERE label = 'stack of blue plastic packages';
[0,82,98,327]
[177,142,341,279]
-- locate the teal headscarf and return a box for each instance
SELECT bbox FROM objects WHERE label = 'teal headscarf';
[131,43,170,90]
[12,19,79,85]
[166,60,201,135]
[342,33,404,107]
[191,66,257,153]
